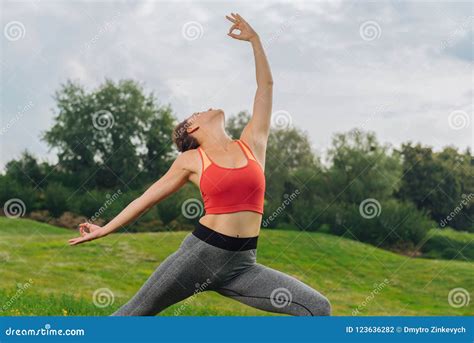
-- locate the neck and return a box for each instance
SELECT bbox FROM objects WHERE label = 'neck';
[199,132,234,150]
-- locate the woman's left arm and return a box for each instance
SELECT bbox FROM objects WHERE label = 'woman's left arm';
[226,13,273,164]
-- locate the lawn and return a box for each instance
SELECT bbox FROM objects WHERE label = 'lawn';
[0,217,472,316]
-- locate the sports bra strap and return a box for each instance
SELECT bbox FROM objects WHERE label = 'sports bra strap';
[236,139,257,162]
[197,147,212,171]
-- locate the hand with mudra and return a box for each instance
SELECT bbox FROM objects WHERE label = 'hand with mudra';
[226,13,258,42]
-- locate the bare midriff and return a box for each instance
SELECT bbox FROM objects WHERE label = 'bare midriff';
[199,211,262,238]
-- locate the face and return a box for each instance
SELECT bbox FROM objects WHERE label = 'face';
[186,108,224,133]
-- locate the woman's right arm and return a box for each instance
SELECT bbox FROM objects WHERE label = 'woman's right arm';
[69,152,194,245]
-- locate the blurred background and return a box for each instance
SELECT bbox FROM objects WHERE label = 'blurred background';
[0,0,472,316]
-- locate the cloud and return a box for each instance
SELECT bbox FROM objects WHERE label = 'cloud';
[0,0,472,169]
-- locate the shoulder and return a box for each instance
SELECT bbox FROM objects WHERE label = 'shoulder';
[174,148,201,171]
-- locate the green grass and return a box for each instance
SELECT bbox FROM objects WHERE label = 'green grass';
[0,217,472,316]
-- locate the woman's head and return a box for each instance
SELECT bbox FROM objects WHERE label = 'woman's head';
[173,108,225,152]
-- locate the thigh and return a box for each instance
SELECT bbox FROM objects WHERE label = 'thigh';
[216,263,331,316]
[112,235,213,316]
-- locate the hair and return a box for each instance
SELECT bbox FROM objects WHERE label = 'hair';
[173,118,200,152]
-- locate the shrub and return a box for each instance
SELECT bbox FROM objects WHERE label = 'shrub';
[328,200,433,249]
[421,228,474,261]
[44,183,70,217]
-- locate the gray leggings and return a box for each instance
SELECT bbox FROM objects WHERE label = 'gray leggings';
[111,232,331,316]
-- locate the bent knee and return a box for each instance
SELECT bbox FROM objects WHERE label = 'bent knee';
[307,294,331,316]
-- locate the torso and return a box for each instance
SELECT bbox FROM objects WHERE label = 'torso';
[187,140,264,238]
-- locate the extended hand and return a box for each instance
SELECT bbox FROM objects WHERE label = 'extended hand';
[68,222,105,246]
[226,13,258,42]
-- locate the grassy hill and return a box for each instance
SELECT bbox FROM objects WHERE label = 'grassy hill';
[0,217,472,316]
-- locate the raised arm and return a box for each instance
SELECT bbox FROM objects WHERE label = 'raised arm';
[68,153,193,245]
[226,13,273,167]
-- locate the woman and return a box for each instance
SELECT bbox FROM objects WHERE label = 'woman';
[69,13,331,316]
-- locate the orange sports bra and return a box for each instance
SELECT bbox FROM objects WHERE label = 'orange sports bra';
[197,139,265,215]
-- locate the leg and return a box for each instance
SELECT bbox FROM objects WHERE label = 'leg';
[216,263,331,316]
[112,234,212,316]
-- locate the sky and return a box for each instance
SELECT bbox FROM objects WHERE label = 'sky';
[1,0,472,169]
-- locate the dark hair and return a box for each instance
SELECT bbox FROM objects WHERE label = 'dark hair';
[173,119,200,152]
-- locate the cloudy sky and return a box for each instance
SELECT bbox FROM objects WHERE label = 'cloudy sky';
[1,0,472,169]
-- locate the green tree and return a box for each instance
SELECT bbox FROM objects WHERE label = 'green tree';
[43,79,175,190]
[396,143,462,227]
[326,129,402,204]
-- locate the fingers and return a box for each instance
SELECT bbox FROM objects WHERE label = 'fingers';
[225,15,236,23]
[78,222,91,234]
[228,24,238,34]
[68,236,85,246]
[235,13,245,23]
[227,32,243,40]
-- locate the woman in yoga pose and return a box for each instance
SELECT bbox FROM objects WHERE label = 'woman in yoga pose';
[69,13,331,316]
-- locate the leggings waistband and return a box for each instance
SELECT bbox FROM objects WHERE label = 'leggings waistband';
[192,221,258,251]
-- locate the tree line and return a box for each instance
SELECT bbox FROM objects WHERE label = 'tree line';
[1,79,472,252]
